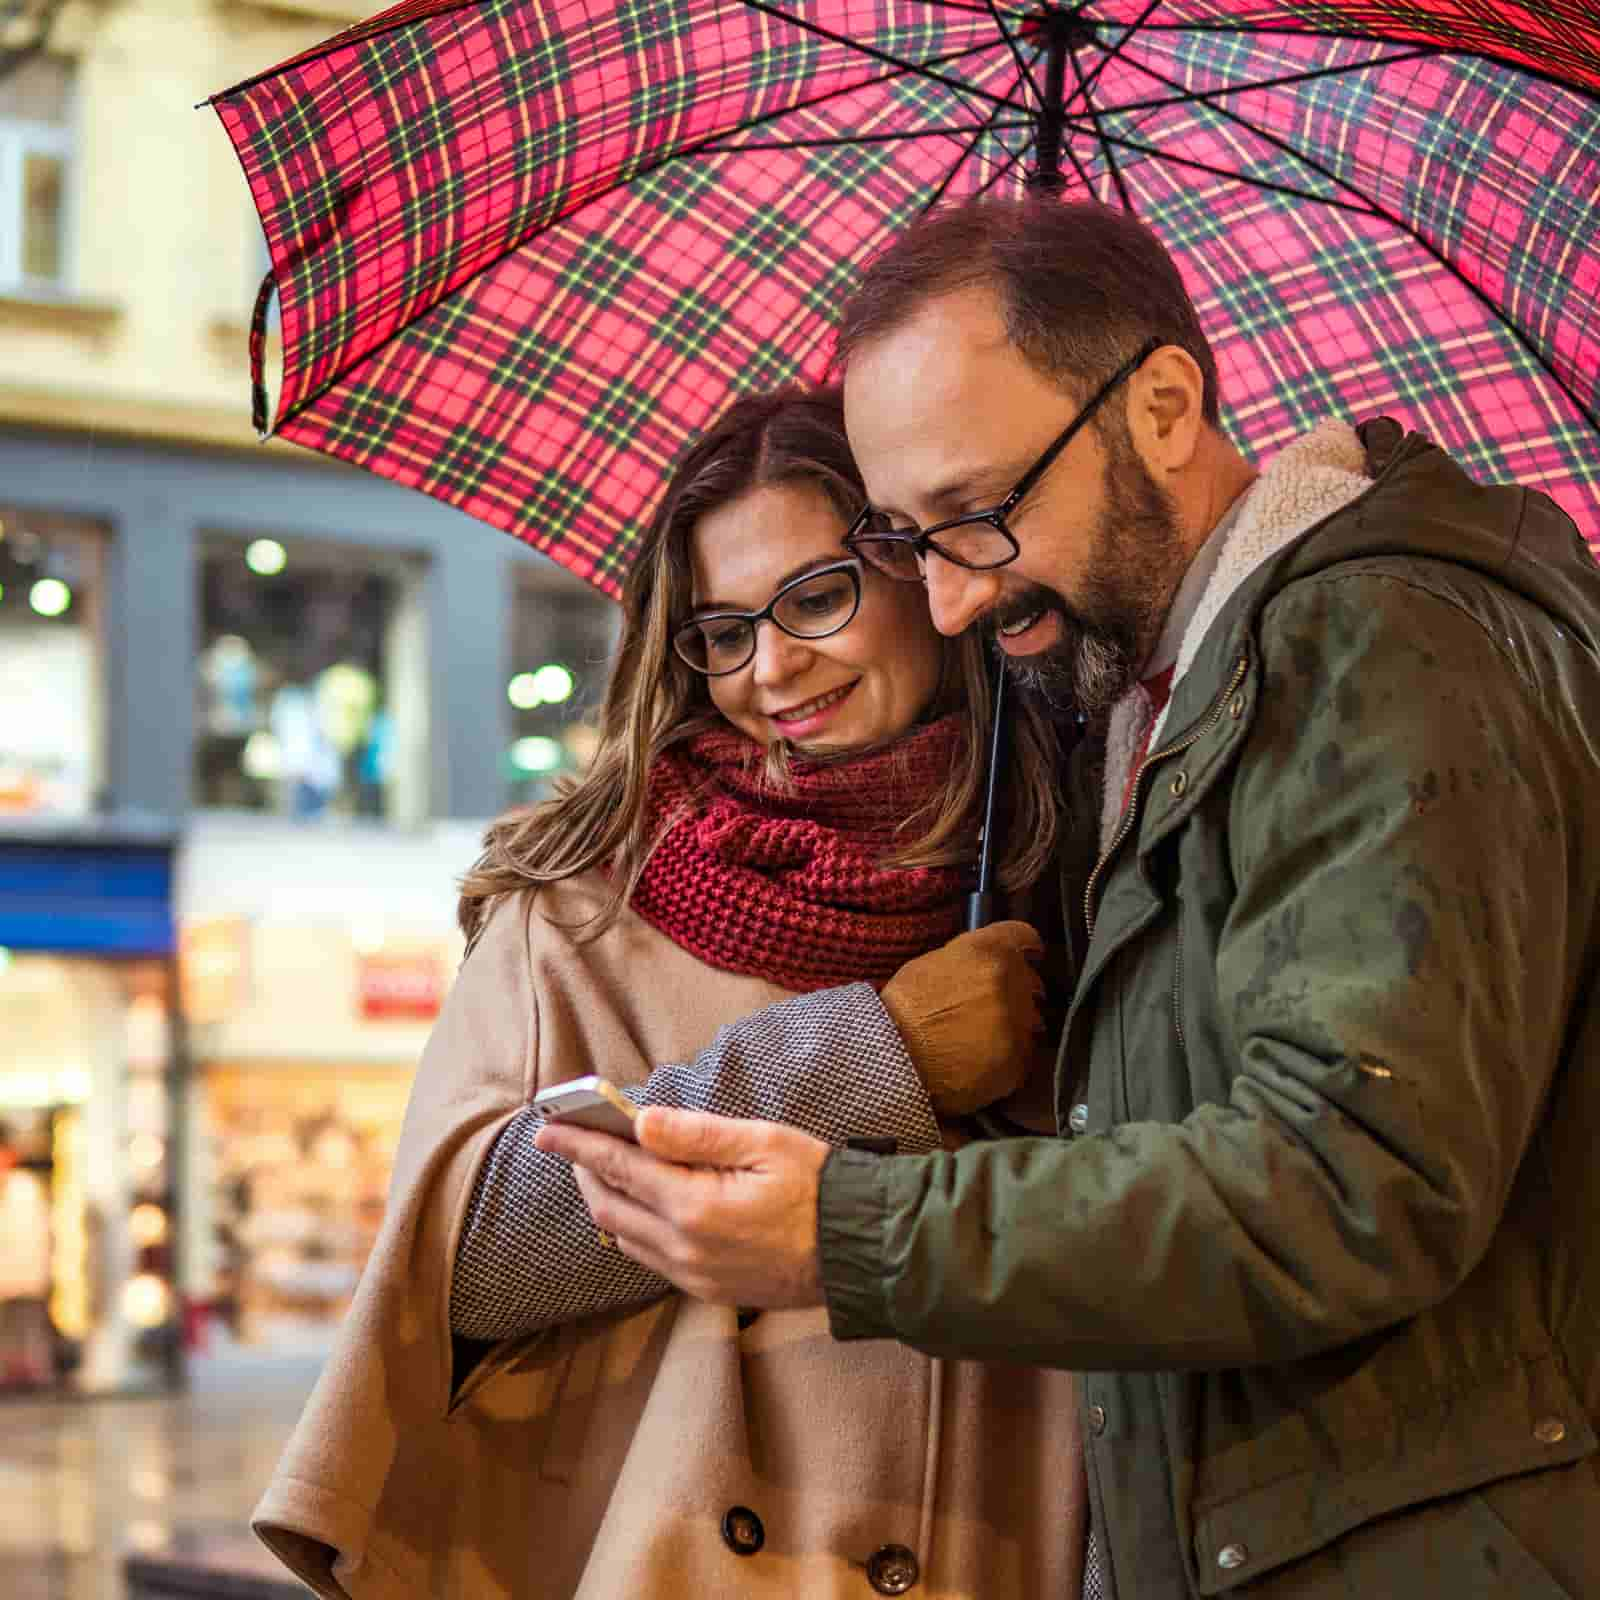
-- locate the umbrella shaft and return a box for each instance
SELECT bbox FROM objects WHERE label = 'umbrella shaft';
[1029,11,1078,193]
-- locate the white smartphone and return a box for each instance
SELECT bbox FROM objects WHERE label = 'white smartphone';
[533,1075,639,1141]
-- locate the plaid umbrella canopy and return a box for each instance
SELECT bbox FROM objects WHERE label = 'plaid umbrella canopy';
[209,1,1600,597]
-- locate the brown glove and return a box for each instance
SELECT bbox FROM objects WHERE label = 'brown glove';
[879,920,1045,1117]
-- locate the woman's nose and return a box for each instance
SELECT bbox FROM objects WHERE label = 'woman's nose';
[924,556,1001,638]
[750,621,813,685]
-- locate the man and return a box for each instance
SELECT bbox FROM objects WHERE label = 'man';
[541,198,1600,1596]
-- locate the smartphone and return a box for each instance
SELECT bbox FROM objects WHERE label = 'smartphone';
[533,1076,639,1141]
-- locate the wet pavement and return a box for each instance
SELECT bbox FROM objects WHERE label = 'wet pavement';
[1,1346,321,1600]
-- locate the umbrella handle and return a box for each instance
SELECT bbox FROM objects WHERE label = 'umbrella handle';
[964,663,1010,931]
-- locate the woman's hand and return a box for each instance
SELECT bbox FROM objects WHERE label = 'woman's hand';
[879,920,1046,1116]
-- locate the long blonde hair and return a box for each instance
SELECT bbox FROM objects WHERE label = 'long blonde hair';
[458,386,1062,946]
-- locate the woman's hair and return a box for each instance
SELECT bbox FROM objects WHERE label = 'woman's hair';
[458,385,1062,946]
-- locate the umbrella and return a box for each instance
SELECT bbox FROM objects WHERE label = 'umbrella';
[208,2,1600,598]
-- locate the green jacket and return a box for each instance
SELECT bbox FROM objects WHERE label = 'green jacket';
[820,423,1600,1597]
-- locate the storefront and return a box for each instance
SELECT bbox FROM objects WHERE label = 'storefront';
[177,815,467,1356]
[0,821,184,1395]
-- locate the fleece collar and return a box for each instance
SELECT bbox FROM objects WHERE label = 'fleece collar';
[1098,420,1372,850]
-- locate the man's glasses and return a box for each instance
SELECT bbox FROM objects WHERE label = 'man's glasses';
[673,558,863,676]
[843,338,1162,582]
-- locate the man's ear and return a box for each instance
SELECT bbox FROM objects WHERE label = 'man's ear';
[1128,345,1206,475]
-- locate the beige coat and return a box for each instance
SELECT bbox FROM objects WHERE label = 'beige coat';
[254,879,1085,1597]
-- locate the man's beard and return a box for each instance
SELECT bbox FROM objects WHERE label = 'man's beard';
[994,439,1188,718]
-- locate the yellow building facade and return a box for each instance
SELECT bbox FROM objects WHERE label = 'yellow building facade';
[1,0,619,1389]
[1,0,366,448]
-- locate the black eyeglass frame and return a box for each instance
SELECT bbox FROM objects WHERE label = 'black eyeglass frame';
[672,556,865,677]
[843,337,1163,578]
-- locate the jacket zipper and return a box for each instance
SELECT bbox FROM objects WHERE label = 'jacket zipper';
[1083,652,1250,940]
[1172,917,1186,1053]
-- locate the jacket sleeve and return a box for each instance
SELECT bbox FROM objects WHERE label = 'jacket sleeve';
[820,569,1584,1369]
[451,982,939,1340]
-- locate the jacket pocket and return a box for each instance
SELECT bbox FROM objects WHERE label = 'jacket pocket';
[1191,1352,1595,1594]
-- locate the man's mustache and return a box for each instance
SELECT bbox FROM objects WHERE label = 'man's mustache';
[984,584,1074,642]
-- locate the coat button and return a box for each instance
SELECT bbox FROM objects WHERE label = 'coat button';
[1217,1543,1248,1571]
[866,1544,920,1594]
[1534,1417,1567,1444]
[721,1505,765,1556]
[1087,1403,1107,1435]
[1170,770,1189,797]
[1068,1102,1090,1135]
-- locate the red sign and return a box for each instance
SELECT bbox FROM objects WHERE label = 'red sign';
[357,952,445,1021]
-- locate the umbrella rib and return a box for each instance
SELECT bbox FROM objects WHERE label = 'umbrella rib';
[734,0,1026,114]
[1120,52,1600,438]
[1060,134,1096,193]
[706,120,1033,152]
[908,0,1019,16]
[967,136,1033,206]
[1104,21,1600,104]
[1066,0,1165,114]
[1071,128,1379,215]
[1089,46,1445,119]
[917,40,1042,217]
[1067,39,1134,211]
[981,0,1041,103]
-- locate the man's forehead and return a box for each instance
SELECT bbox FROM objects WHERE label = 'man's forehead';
[843,288,1043,506]
[844,285,1012,403]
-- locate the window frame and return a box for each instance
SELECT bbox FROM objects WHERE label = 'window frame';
[0,58,77,296]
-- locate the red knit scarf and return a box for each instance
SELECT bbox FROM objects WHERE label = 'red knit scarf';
[629,716,972,992]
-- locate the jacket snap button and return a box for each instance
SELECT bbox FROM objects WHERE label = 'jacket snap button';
[1534,1417,1567,1444]
[1068,1102,1090,1135]
[721,1505,765,1556]
[866,1543,920,1594]
[1170,771,1189,797]
[1229,693,1246,719]
[1087,1403,1107,1435]
[1217,1543,1248,1571]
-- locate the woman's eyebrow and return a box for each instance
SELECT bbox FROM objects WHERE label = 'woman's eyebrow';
[688,555,844,618]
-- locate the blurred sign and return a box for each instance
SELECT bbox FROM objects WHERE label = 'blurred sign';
[356,951,444,1021]
[179,918,250,1025]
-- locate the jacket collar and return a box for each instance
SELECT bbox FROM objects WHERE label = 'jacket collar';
[1098,420,1372,849]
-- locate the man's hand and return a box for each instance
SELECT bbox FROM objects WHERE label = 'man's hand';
[535,1108,830,1309]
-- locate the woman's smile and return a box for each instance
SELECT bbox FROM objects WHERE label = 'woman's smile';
[768,678,859,736]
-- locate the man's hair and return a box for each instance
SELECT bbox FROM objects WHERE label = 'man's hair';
[835,197,1221,426]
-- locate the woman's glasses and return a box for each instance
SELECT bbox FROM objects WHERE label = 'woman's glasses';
[673,558,864,676]
[843,338,1161,582]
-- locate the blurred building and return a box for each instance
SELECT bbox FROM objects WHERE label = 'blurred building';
[0,2,616,1392]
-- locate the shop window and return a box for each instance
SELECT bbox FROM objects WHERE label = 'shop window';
[203,1064,406,1347]
[195,535,429,824]
[0,506,104,817]
[0,954,180,1395]
[506,565,615,804]
[0,54,74,294]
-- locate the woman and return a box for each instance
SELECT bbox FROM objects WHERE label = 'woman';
[252,388,1084,1598]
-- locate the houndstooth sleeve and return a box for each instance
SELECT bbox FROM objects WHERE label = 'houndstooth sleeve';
[449,982,938,1341]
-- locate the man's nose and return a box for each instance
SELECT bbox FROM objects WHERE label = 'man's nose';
[924,556,1001,638]
[750,621,812,685]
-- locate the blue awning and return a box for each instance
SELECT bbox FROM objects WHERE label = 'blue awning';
[0,832,177,957]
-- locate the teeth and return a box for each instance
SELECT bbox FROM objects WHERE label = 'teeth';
[777,683,853,720]
[999,610,1044,637]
